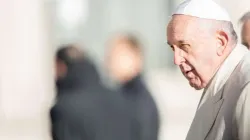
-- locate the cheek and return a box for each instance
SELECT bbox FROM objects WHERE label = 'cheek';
[109,55,130,73]
[110,59,120,72]
[56,64,67,79]
[192,45,215,66]
[119,56,135,72]
[192,56,208,77]
[192,53,215,83]
[184,54,207,79]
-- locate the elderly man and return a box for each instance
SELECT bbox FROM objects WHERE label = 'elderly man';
[239,11,250,49]
[167,0,250,140]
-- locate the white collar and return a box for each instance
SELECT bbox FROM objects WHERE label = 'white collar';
[199,44,248,108]
[208,44,248,95]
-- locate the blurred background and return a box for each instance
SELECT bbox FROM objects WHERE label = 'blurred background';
[0,0,250,140]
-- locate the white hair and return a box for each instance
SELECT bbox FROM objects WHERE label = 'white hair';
[240,11,250,23]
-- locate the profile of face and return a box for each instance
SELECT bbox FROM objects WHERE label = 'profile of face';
[106,38,142,82]
[241,20,250,49]
[167,15,227,90]
[55,59,67,80]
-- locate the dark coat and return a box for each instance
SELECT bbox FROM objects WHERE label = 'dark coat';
[121,75,160,140]
[50,59,135,140]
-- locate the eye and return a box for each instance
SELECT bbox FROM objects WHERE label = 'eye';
[167,44,174,51]
[170,45,174,51]
[179,44,190,52]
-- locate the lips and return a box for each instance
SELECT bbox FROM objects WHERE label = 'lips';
[185,70,191,75]
[185,69,194,79]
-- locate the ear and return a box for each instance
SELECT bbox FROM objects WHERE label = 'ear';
[216,31,229,56]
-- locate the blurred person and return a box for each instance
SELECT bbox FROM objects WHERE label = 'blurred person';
[51,45,134,140]
[106,33,159,140]
[167,0,250,140]
[239,11,250,49]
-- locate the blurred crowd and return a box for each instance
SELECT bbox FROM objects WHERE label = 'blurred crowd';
[51,33,159,140]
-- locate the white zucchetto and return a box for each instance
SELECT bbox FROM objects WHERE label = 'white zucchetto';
[172,0,231,21]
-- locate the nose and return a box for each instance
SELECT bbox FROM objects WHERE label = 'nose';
[173,47,184,66]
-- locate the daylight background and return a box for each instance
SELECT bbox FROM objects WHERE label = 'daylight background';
[0,0,249,139]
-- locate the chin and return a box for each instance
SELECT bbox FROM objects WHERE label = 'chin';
[193,86,204,90]
[189,82,205,90]
[188,77,206,90]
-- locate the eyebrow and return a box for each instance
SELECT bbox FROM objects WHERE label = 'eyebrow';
[178,40,187,44]
[166,41,171,46]
[167,40,187,46]
[166,42,173,49]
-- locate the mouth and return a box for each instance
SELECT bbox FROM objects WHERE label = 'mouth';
[185,70,191,74]
[185,69,194,79]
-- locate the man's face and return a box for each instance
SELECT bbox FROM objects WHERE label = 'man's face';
[241,20,250,49]
[55,59,67,80]
[167,15,219,90]
[106,39,141,82]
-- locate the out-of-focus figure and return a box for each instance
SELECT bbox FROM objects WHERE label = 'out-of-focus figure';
[50,45,134,140]
[167,0,250,140]
[106,33,160,140]
[239,11,250,49]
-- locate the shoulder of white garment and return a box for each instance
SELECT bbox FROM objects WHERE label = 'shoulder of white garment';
[234,82,250,140]
[172,0,231,21]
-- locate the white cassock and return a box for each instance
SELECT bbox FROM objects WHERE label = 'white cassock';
[186,44,250,140]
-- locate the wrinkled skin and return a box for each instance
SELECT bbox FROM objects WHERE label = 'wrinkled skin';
[167,15,230,90]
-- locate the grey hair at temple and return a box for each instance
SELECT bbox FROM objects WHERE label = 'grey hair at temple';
[239,11,250,23]
[221,21,238,44]
[207,20,238,45]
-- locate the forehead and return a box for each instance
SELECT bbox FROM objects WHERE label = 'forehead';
[108,38,132,56]
[167,15,210,44]
[167,15,197,42]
